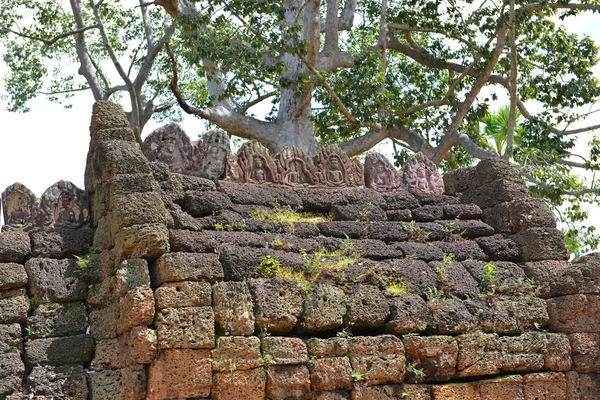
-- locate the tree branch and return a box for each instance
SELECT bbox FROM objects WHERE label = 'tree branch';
[0,24,98,46]
[166,42,282,151]
[237,91,277,114]
[505,0,518,160]
[89,0,142,144]
[69,0,105,100]
[432,26,509,164]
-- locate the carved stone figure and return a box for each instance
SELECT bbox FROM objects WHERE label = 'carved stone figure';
[275,147,315,186]
[1,183,39,232]
[365,153,402,191]
[313,145,361,187]
[142,123,194,173]
[40,181,89,229]
[195,128,234,180]
[237,141,279,184]
[403,152,445,195]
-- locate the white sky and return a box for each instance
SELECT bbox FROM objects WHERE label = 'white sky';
[0,7,599,230]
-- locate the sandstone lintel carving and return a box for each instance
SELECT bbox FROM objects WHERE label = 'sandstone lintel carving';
[364,152,403,192]
[237,141,280,184]
[403,152,445,195]
[40,180,89,229]
[196,128,235,181]
[314,144,364,187]
[275,147,316,186]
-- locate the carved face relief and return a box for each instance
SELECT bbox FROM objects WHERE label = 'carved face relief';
[142,123,193,173]
[1,183,38,232]
[201,146,228,180]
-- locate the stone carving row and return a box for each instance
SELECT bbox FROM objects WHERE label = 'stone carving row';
[142,123,444,194]
[1,181,89,233]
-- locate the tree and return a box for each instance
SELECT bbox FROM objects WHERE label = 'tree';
[0,0,195,142]
[3,1,600,251]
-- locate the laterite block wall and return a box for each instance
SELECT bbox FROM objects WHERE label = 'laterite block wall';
[0,100,599,399]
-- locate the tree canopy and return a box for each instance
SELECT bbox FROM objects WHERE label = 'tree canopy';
[2,0,600,253]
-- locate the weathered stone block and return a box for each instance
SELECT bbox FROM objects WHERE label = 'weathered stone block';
[577,373,600,399]
[438,219,496,239]
[547,294,600,333]
[428,299,476,335]
[317,221,368,239]
[347,285,390,329]
[88,368,146,400]
[111,192,171,231]
[0,324,22,354]
[523,372,567,400]
[386,209,413,222]
[395,242,444,261]
[262,337,308,365]
[0,291,28,324]
[462,178,530,209]
[403,336,458,382]
[383,259,437,298]
[27,364,88,399]
[569,333,600,373]
[156,306,215,349]
[310,357,353,391]
[307,338,348,358]
[266,365,311,400]
[500,332,547,373]
[429,261,479,299]
[456,333,501,378]
[30,228,95,259]
[0,263,28,290]
[89,140,152,184]
[462,260,529,295]
[89,302,119,340]
[169,229,220,252]
[412,205,444,222]
[211,368,266,400]
[520,260,600,298]
[479,375,524,400]
[502,295,549,331]
[399,384,432,400]
[211,336,261,372]
[348,335,405,386]
[351,384,405,399]
[183,190,233,218]
[248,278,303,334]
[92,327,156,370]
[545,333,572,372]
[485,198,556,235]
[151,252,223,286]
[147,349,212,399]
[27,301,88,338]
[430,382,479,399]
[298,284,347,333]
[0,231,30,263]
[0,352,25,398]
[443,203,482,219]
[114,258,150,294]
[25,334,94,367]
[370,222,411,242]
[434,240,488,261]
[117,286,155,334]
[313,390,351,400]
[213,281,255,336]
[476,234,522,261]
[513,227,569,261]
[386,294,432,335]
[114,223,169,262]
[155,281,212,309]
[332,204,386,222]
[25,258,87,303]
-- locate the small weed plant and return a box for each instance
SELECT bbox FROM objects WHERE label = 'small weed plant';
[74,246,98,281]
[256,255,281,278]
[480,263,498,295]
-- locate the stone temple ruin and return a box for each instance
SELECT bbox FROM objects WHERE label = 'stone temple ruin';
[0,100,599,399]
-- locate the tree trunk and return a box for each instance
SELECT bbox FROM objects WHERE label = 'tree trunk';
[275,0,321,157]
